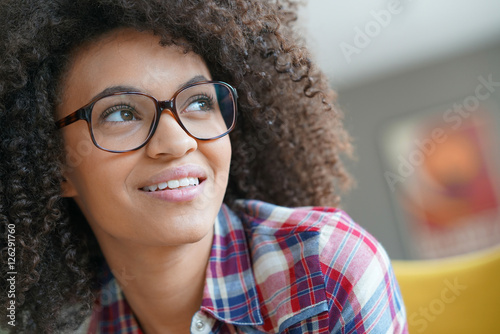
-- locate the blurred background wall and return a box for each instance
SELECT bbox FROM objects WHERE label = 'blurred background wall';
[299,0,500,259]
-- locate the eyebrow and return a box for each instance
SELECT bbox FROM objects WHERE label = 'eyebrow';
[179,75,209,89]
[91,74,210,101]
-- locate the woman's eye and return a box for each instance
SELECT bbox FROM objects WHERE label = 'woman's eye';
[183,97,213,113]
[102,106,138,122]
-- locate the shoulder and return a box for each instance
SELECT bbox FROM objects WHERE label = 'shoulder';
[234,199,407,333]
[234,199,389,288]
[233,198,384,271]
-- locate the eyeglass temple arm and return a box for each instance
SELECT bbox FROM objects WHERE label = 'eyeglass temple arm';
[55,109,87,129]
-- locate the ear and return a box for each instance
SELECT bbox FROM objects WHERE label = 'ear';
[61,170,78,198]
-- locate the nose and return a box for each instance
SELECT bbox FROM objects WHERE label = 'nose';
[145,111,197,159]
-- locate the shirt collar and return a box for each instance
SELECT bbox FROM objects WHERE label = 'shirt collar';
[202,200,329,332]
[199,203,264,326]
[232,199,329,332]
[91,203,265,332]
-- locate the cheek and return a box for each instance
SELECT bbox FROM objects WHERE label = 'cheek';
[64,155,136,231]
[60,122,100,172]
[199,137,231,199]
[63,135,133,204]
[211,137,232,174]
[216,139,232,199]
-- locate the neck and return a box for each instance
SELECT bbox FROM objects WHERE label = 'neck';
[96,228,214,334]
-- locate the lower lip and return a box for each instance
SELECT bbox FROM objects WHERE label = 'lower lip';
[142,181,205,202]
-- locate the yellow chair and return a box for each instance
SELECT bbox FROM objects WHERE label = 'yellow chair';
[392,245,500,334]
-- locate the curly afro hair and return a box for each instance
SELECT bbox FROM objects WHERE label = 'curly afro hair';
[0,0,352,332]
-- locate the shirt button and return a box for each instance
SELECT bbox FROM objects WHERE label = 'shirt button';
[195,319,205,331]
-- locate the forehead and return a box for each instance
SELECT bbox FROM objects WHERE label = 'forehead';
[57,28,210,117]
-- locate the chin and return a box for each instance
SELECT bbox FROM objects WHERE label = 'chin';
[152,218,214,246]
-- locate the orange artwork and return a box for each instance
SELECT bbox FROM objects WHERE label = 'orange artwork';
[381,106,500,258]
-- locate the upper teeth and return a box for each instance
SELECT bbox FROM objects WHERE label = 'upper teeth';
[143,177,199,192]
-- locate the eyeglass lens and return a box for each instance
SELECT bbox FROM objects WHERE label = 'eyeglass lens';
[89,83,235,152]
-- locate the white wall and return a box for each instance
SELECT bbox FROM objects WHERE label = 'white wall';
[300,0,500,90]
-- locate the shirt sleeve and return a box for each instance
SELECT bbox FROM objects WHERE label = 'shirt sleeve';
[317,209,408,334]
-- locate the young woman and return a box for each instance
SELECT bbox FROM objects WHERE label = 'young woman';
[0,0,407,333]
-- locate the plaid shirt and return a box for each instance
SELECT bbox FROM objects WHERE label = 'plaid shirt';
[82,200,407,333]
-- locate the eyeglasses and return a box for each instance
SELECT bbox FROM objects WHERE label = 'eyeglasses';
[55,81,238,153]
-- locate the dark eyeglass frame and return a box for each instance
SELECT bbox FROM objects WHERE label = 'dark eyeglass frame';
[55,80,238,153]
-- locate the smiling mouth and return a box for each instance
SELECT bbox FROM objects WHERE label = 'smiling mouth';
[142,177,201,192]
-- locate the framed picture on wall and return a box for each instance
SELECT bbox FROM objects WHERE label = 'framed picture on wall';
[379,99,500,259]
